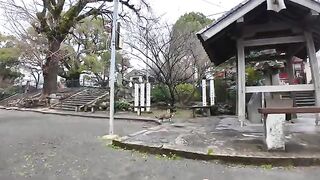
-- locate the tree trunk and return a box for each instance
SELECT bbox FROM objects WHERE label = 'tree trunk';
[168,85,176,108]
[42,39,62,96]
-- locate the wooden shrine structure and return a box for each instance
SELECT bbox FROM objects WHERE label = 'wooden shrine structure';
[197,0,320,126]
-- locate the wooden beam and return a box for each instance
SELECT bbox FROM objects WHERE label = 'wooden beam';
[311,9,319,16]
[305,31,320,125]
[243,22,302,38]
[259,107,320,114]
[237,39,246,125]
[243,36,305,47]
[246,84,315,93]
[237,17,244,23]
[246,54,287,62]
[289,0,320,14]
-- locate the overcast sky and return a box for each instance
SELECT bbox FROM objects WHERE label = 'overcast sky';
[0,0,244,33]
[0,0,245,73]
[151,0,243,23]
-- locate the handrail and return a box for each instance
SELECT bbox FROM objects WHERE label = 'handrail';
[80,91,109,111]
[51,88,88,108]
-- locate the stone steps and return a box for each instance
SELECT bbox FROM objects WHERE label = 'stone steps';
[52,88,108,111]
[295,91,315,107]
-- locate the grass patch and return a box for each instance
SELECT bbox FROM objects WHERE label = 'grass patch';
[106,144,122,150]
[207,148,214,155]
[155,153,181,160]
[261,164,273,170]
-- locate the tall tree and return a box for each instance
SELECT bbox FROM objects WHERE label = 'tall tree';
[18,28,47,89]
[1,0,149,96]
[172,12,213,82]
[127,13,213,106]
[171,12,213,104]
[58,17,109,87]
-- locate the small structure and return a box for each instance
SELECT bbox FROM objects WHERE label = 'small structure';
[197,0,320,150]
[126,69,152,113]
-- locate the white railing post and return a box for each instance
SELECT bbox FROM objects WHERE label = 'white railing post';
[134,83,139,112]
[146,83,151,112]
[140,83,145,111]
[202,79,207,106]
[210,79,215,106]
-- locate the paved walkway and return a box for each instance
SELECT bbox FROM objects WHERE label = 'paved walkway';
[0,106,159,124]
[2,106,320,165]
[1,110,320,180]
[115,115,320,165]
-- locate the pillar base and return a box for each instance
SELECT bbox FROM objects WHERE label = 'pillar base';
[265,114,285,151]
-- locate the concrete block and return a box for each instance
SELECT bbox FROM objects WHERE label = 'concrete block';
[265,114,285,151]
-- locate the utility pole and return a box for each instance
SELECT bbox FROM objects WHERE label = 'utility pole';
[108,0,119,135]
[145,22,149,83]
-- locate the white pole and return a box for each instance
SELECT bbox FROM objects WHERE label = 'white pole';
[140,83,145,111]
[146,82,151,112]
[145,23,149,83]
[108,0,119,135]
[202,79,207,106]
[210,79,215,106]
[134,83,139,112]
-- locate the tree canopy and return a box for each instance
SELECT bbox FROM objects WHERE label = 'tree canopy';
[0,34,23,88]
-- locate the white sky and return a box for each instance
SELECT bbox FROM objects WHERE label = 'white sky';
[151,0,243,23]
[0,0,245,77]
[0,0,244,33]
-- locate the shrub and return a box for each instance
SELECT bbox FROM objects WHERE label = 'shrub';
[175,83,199,105]
[246,67,263,86]
[152,85,171,103]
[115,100,131,111]
[214,79,228,103]
[0,86,23,101]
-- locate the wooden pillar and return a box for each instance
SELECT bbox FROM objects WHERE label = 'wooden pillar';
[286,56,297,119]
[305,31,320,125]
[237,39,246,126]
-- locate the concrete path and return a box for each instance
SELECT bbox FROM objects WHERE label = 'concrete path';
[116,115,320,165]
[0,106,160,124]
[1,110,320,179]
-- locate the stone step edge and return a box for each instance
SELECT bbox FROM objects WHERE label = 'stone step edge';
[112,140,320,167]
[0,106,160,125]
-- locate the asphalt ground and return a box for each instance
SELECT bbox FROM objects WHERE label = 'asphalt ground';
[0,110,319,180]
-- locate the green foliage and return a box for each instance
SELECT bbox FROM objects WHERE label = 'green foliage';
[175,83,200,104]
[174,12,213,33]
[261,164,273,170]
[115,100,131,111]
[246,67,263,86]
[106,144,121,150]
[0,86,23,100]
[0,34,23,85]
[214,79,228,103]
[152,85,171,103]
[155,153,181,160]
[207,148,214,155]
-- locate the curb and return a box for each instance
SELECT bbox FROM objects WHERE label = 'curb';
[0,106,161,125]
[112,140,320,167]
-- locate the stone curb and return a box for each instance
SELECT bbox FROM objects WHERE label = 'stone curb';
[112,140,320,166]
[0,106,161,125]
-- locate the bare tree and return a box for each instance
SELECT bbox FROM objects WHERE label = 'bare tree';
[0,0,149,96]
[18,28,47,89]
[126,20,211,106]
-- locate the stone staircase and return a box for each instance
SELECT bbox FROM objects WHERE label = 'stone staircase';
[294,91,315,107]
[0,90,42,107]
[51,88,108,111]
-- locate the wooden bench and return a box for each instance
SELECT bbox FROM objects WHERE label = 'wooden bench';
[258,107,320,125]
[258,107,320,150]
[190,105,212,118]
